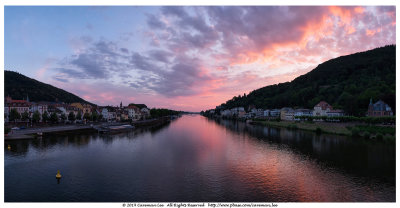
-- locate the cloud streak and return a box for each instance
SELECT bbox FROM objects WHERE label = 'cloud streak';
[46,6,395,111]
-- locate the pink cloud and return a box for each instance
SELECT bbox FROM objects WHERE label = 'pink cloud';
[46,6,395,112]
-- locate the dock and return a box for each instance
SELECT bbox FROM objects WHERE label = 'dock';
[132,117,171,127]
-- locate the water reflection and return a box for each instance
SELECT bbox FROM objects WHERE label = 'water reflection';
[212,118,395,183]
[5,122,171,156]
[5,115,395,202]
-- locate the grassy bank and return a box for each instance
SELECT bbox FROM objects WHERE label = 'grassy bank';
[254,120,352,135]
[252,120,395,142]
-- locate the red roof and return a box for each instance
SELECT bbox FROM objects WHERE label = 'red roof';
[315,101,332,110]
[127,105,139,110]
[10,100,28,103]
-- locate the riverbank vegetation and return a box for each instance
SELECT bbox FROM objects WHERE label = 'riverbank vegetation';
[252,120,395,142]
[255,120,351,135]
[150,108,180,118]
[294,115,395,124]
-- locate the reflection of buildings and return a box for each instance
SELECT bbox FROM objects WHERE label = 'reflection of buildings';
[211,117,393,179]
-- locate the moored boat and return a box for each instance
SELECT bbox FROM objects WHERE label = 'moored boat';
[98,124,134,134]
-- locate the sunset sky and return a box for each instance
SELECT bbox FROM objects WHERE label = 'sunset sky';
[4,6,396,112]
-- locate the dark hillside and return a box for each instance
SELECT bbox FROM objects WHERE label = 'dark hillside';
[220,45,395,116]
[5,71,94,105]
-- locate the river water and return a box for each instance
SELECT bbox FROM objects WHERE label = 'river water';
[4,115,395,202]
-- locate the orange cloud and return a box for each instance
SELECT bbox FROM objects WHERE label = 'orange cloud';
[230,6,366,67]
[354,7,365,14]
[347,26,356,34]
[329,6,353,25]
[366,28,382,36]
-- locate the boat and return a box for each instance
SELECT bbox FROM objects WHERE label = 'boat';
[97,124,134,134]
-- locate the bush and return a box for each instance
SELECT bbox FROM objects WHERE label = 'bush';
[351,127,360,137]
[356,125,395,136]
[288,124,298,130]
[383,135,395,143]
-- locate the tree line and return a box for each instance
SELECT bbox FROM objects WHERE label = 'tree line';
[150,108,180,118]
[7,109,103,124]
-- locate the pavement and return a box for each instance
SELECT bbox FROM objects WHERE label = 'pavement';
[4,122,140,140]
[5,124,102,140]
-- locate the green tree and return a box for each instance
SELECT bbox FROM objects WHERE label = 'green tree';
[83,112,91,121]
[9,109,21,122]
[50,112,59,123]
[91,111,98,121]
[42,111,49,123]
[76,111,82,120]
[68,112,76,122]
[32,111,41,123]
[21,111,29,121]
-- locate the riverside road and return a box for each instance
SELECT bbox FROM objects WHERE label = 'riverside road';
[5,123,122,140]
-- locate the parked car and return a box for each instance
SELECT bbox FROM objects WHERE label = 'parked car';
[11,127,19,130]
[19,126,26,129]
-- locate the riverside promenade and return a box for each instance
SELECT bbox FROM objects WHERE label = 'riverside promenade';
[5,123,123,140]
[4,117,173,140]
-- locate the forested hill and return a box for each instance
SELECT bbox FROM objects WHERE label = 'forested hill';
[5,71,94,105]
[219,45,396,116]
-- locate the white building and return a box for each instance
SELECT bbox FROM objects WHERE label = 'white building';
[56,106,67,115]
[126,106,140,120]
[221,109,232,117]
[294,109,313,120]
[327,110,345,117]
[108,111,117,121]
[141,108,151,118]
[255,109,264,117]
[30,103,48,116]
[313,101,333,116]
[101,108,109,121]
[270,109,281,117]
[230,107,246,118]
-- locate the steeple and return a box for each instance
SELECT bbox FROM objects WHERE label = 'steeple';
[120,101,122,108]
[369,98,373,105]
[26,94,29,102]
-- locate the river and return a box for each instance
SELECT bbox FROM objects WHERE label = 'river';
[4,115,395,202]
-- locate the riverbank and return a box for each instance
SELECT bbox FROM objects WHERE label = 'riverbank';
[5,117,173,140]
[250,120,395,142]
[251,120,352,135]
[5,124,103,140]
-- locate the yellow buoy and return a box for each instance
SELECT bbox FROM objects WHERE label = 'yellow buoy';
[56,170,62,179]
[7,145,11,150]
